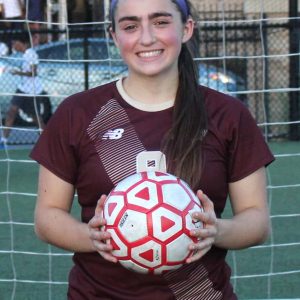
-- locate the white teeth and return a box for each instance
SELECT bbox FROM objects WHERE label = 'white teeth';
[138,50,162,58]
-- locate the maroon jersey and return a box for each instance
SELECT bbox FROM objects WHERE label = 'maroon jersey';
[30,80,274,299]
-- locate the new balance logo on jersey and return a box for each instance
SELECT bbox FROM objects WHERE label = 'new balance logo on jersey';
[102,128,124,140]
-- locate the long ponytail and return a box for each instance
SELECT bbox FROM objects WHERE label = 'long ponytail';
[162,1,207,190]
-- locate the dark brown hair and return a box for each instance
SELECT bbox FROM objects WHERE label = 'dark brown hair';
[110,0,207,189]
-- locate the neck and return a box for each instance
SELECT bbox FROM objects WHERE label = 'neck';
[123,72,179,105]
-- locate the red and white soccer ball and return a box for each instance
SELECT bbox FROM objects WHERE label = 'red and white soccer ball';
[102,171,203,275]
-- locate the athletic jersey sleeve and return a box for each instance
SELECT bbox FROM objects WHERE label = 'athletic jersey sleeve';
[226,100,274,182]
[202,86,274,185]
[30,97,79,184]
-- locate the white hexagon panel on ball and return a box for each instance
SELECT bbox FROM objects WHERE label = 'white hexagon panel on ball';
[126,181,159,209]
[166,234,192,261]
[113,173,143,192]
[162,183,192,211]
[118,209,148,243]
[131,240,162,268]
[152,207,182,241]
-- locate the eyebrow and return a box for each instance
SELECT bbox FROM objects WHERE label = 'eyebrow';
[118,12,173,24]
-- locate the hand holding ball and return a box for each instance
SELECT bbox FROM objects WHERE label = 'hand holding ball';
[101,171,203,274]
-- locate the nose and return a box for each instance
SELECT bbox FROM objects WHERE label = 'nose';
[140,24,156,46]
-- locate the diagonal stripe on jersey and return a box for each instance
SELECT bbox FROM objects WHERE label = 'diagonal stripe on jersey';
[87,99,145,185]
[163,262,223,299]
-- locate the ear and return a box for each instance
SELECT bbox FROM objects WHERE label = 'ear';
[182,18,195,43]
[110,27,120,48]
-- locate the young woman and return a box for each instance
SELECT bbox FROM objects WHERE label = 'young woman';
[31,0,274,298]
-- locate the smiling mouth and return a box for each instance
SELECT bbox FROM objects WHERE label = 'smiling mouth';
[137,50,163,58]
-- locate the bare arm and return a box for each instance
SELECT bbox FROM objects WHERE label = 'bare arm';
[34,165,96,252]
[12,64,38,77]
[35,165,116,260]
[187,167,270,263]
[215,167,270,249]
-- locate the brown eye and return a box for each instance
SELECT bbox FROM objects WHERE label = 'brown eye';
[154,19,170,27]
[124,24,138,32]
[156,21,168,25]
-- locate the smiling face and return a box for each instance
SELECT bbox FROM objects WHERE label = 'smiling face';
[110,0,194,79]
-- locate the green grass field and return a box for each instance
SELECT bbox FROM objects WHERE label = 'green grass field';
[0,141,299,299]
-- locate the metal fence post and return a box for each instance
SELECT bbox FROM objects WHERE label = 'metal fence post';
[289,0,300,140]
[83,34,89,91]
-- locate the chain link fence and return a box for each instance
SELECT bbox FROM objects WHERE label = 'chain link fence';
[196,4,299,140]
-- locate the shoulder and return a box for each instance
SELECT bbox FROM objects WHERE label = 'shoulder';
[201,85,245,112]
[25,48,37,56]
[54,81,119,118]
[200,85,251,123]
[200,85,258,141]
[24,48,39,61]
[63,81,117,106]
[43,81,120,140]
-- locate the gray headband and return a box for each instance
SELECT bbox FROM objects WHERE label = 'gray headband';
[110,0,190,18]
